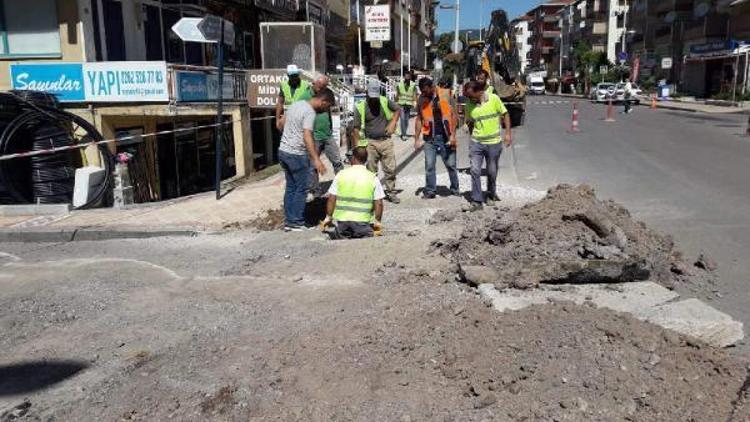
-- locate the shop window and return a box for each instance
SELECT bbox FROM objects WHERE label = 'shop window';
[0,0,61,57]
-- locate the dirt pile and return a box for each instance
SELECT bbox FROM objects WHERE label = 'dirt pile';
[436,184,715,290]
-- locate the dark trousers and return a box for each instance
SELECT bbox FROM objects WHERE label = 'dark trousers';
[399,105,412,137]
[469,141,503,203]
[423,134,459,195]
[332,221,373,239]
[309,137,344,194]
[278,150,310,227]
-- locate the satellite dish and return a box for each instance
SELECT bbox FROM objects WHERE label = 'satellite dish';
[694,2,711,18]
[664,11,676,23]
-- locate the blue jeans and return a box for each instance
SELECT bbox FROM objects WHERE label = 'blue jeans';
[424,135,459,195]
[278,150,310,226]
[469,141,503,204]
[399,105,412,137]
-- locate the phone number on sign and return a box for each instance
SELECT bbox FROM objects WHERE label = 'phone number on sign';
[119,70,164,85]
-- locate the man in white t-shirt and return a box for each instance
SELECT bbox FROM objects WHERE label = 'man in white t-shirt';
[321,146,385,239]
[278,88,336,231]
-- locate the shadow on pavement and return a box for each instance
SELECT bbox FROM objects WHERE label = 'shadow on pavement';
[0,360,88,396]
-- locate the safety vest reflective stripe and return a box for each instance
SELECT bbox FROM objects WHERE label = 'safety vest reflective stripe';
[335,205,372,213]
[336,196,372,204]
[474,131,501,141]
[281,81,311,108]
[419,96,454,137]
[473,112,500,122]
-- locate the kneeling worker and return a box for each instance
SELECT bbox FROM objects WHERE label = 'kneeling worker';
[321,146,385,239]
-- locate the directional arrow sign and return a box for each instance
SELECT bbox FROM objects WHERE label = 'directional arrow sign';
[171,18,210,43]
[198,15,235,47]
[172,16,234,47]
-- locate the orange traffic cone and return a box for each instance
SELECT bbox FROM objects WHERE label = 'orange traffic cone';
[604,98,616,122]
[568,101,581,133]
[651,94,657,110]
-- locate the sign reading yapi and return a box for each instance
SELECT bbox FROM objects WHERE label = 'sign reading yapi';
[10,62,168,103]
[246,69,289,108]
[10,64,85,102]
[84,62,168,102]
[365,5,391,42]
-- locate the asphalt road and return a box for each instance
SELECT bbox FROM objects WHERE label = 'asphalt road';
[429,95,750,337]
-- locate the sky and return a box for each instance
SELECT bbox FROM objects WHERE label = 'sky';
[435,0,541,35]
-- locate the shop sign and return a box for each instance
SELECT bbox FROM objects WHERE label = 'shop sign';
[365,5,391,41]
[175,71,239,102]
[246,69,289,108]
[661,57,673,69]
[9,63,85,102]
[10,62,169,103]
[689,40,738,55]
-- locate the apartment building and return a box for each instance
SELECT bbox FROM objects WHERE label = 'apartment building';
[513,16,533,74]
[627,0,749,98]
[526,1,571,73]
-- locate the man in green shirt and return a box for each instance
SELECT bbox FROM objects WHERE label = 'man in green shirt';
[463,80,512,212]
[308,75,344,197]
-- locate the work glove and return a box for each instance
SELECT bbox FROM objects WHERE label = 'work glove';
[372,220,383,237]
[320,216,333,231]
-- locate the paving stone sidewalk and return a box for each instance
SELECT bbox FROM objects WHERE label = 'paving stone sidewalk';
[0,132,421,237]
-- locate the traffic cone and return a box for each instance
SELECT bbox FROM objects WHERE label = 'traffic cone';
[568,101,581,133]
[651,94,657,110]
[604,98,616,122]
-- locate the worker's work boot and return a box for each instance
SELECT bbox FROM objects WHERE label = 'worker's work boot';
[485,193,500,207]
[462,202,483,212]
[387,192,401,204]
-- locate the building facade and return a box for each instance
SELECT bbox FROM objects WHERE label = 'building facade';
[513,17,533,75]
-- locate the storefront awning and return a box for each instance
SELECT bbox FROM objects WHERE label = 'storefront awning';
[685,44,750,61]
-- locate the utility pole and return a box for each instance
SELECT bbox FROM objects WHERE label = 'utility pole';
[621,0,628,57]
[408,2,412,72]
[356,0,363,69]
[453,0,460,89]
[401,1,404,77]
[479,0,483,42]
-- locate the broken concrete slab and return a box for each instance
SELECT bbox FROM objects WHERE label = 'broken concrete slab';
[643,299,744,348]
[476,282,743,347]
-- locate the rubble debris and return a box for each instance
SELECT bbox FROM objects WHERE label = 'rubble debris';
[438,184,711,290]
[695,253,719,272]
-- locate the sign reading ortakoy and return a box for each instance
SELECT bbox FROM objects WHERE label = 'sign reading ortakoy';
[246,69,291,109]
[10,62,169,103]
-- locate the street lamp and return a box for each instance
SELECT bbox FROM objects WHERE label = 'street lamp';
[465,30,473,44]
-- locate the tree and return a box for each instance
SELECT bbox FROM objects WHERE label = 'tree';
[571,41,609,94]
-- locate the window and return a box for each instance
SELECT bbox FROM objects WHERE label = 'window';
[0,0,61,57]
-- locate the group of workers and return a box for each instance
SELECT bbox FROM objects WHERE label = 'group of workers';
[275,63,512,238]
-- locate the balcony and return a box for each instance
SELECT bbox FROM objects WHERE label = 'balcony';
[544,14,560,23]
[543,30,561,38]
[592,22,607,35]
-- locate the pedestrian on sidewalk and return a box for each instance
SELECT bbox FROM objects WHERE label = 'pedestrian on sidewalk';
[308,75,344,197]
[278,88,336,231]
[396,71,417,141]
[321,146,385,239]
[463,80,512,212]
[276,64,312,131]
[475,69,494,95]
[352,80,402,204]
[622,76,634,114]
[414,77,459,199]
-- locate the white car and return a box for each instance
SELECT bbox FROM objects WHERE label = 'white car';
[615,82,643,104]
[590,83,618,103]
[528,77,546,95]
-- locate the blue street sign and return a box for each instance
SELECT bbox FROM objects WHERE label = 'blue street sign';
[618,51,629,62]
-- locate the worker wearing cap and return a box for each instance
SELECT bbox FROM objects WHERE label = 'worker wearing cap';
[414,77,459,199]
[351,80,402,204]
[276,64,312,131]
[463,80,512,212]
[320,146,385,239]
[475,69,494,95]
[396,72,417,141]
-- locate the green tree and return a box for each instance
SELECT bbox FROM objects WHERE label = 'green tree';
[571,41,609,94]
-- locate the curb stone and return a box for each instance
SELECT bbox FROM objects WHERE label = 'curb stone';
[0,227,200,243]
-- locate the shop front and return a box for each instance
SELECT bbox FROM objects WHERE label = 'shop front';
[683,40,750,99]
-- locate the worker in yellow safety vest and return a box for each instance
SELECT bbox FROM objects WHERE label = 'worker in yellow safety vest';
[275,64,312,131]
[462,80,512,212]
[321,146,385,239]
[396,72,417,141]
[475,69,495,95]
[351,80,402,203]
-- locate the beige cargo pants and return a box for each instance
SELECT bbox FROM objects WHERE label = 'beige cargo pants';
[366,138,397,193]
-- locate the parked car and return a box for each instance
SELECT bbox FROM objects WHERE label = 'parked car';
[528,76,546,95]
[615,82,643,104]
[590,83,618,102]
